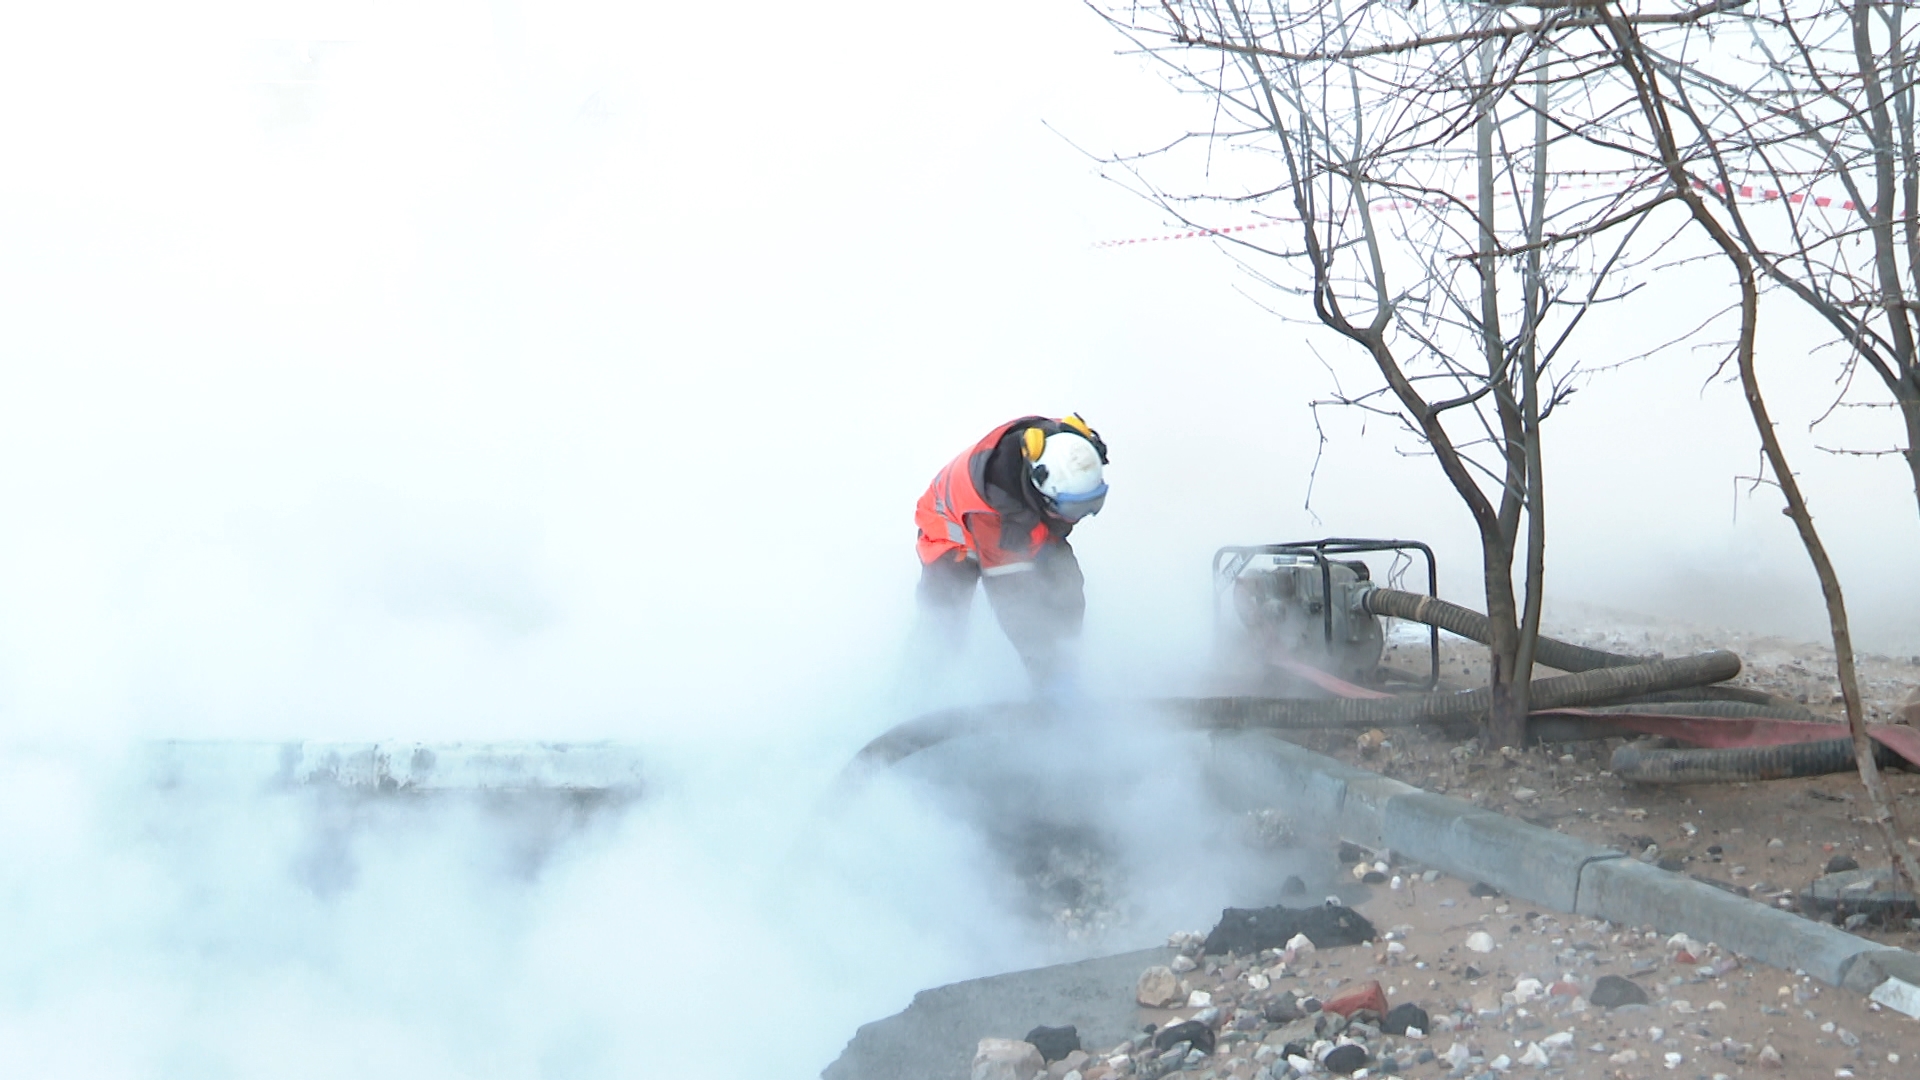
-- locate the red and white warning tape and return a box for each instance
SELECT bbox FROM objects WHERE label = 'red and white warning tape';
[1098,175,1870,248]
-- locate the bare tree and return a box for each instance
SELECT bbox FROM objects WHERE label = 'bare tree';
[1627,1,1920,517]
[1595,6,1920,892]
[1093,1,1709,747]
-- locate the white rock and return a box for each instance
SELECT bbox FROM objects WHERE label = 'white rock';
[1610,1049,1640,1065]
[1373,860,1389,874]
[972,1038,1044,1080]
[1444,1043,1472,1067]
[1667,932,1693,950]
[1352,862,1371,880]
[1187,990,1212,1008]
[1513,978,1543,1002]
[1171,954,1197,974]
[1390,875,1404,890]
[1512,787,1537,801]
[1648,1026,1665,1042]
[1542,1031,1574,1049]
[1489,1053,1512,1071]
[1518,1042,1549,1066]
[1670,1000,1695,1015]
[1664,1050,1683,1068]
[1246,972,1271,990]
[1286,1055,1314,1075]
[1286,933,1316,955]
[1136,966,1181,1008]
[1422,869,1441,883]
[1465,931,1496,953]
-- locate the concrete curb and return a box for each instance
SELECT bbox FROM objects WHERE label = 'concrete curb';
[1208,730,1920,992]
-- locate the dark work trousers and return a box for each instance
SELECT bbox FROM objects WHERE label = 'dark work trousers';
[914,542,1085,685]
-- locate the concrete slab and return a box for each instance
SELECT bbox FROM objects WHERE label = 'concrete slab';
[821,947,1171,1080]
[141,740,647,793]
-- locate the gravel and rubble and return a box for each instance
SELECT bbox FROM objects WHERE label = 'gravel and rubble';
[976,864,1920,1080]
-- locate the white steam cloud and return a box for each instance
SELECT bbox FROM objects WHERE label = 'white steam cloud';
[0,2,1916,1079]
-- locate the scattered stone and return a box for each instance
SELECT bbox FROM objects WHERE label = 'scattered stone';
[1047,1050,1089,1080]
[1590,974,1650,1008]
[1202,904,1375,956]
[1757,1044,1783,1068]
[1337,841,1368,864]
[1382,1002,1430,1035]
[1469,882,1502,898]
[1517,1042,1549,1066]
[1136,966,1181,1008]
[1025,1026,1081,1063]
[1610,1048,1640,1065]
[1185,990,1211,1008]
[1153,1020,1215,1056]
[1827,854,1861,874]
[1465,931,1496,954]
[1322,980,1388,1018]
[1263,992,1307,1024]
[1170,954,1197,974]
[973,1038,1044,1080]
[1322,1044,1368,1074]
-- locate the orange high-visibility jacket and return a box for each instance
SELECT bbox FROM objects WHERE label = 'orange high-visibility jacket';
[915,416,1078,572]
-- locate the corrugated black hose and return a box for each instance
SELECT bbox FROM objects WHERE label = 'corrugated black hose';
[848,650,1741,770]
[1612,737,1904,784]
[1359,587,1645,673]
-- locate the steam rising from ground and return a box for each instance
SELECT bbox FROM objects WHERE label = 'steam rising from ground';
[1,3,1917,1078]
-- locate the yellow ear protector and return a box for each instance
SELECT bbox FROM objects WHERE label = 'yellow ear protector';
[1022,426,1047,461]
[1059,413,1094,439]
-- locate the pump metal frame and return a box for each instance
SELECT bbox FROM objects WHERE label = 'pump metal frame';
[1212,537,1441,691]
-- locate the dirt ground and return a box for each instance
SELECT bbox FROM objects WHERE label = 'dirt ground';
[1337,608,1920,952]
[986,609,1920,1078]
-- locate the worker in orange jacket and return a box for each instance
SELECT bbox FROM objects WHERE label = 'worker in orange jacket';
[913,414,1109,695]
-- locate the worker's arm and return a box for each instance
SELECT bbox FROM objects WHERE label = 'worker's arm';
[980,541,1084,686]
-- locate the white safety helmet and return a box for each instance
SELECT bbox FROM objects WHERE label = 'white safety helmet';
[1031,430,1107,521]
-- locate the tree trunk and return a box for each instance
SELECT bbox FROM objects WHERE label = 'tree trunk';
[1483,536,1527,750]
[1904,383,1920,517]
